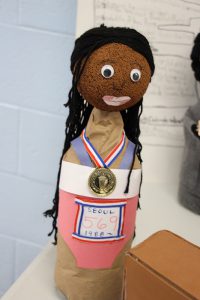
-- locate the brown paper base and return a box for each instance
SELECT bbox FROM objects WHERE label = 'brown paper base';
[55,232,132,300]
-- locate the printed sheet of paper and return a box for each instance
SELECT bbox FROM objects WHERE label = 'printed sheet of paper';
[76,0,200,147]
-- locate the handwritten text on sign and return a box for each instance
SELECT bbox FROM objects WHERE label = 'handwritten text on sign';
[72,199,127,242]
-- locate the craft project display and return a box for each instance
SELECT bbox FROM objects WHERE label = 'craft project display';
[45,25,154,300]
[179,33,200,214]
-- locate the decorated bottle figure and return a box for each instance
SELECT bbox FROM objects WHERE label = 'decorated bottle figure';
[45,25,155,300]
[179,33,200,214]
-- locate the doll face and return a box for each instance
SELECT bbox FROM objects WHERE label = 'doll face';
[77,43,151,111]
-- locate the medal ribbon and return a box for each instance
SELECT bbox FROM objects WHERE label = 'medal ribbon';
[82,129,125,168]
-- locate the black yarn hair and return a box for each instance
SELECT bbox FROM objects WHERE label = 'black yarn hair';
[191,32,200,82]
[44,25,155,244]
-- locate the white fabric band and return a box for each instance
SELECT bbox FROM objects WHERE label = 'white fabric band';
[59,161,142,199]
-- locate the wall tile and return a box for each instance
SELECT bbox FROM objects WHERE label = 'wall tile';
[0,0,77,293]
[19,110,66,184]
[0,25,74,115]
[19,0,77,35]
[0,236,15,294]
[0,105,19,173]
[0,0,19,25]
[0,172,54,245]
[14,241,42,279]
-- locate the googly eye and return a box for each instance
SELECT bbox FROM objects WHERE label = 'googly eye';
[101,65,114,78]
[130,69,141,82]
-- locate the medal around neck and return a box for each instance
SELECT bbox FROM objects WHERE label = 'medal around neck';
[88,167,116,196]
[82,129,125,197]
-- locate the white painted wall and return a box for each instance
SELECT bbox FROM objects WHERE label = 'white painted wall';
[0,0,77,296]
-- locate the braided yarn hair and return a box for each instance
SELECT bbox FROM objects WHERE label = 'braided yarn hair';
[44,25,155,244]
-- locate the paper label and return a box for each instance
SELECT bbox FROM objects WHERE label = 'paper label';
[72,198,126,242]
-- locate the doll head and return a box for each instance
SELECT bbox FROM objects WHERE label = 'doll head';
[44,26,154,242]
[67,25,154,141]
[77,42,152,111]
[71,25,154,112]
[190,33,200,137]
[191,33,200,82]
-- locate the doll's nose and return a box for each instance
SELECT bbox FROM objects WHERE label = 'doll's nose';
[112,80,125,90]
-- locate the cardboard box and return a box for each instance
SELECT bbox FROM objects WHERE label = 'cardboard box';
[125,230,200,300]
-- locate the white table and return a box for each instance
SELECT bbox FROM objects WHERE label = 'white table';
[2,183,200,300]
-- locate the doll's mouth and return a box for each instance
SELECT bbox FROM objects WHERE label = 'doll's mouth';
[102,95,131,106]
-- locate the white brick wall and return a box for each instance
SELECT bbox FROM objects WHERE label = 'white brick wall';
[19,110,66,184]
[0,0,77,296]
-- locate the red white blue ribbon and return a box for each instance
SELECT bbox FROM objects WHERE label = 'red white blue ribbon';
[82,129,125,168]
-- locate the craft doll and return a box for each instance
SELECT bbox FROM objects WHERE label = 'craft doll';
[179,33,200,214]
[45,25,154,300]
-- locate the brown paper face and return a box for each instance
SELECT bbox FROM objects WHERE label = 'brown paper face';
[77,43,151,112]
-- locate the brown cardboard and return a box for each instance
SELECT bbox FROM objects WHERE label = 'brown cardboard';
[125,230,200,300]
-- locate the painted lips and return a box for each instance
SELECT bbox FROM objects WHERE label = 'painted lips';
[102,95,131,106]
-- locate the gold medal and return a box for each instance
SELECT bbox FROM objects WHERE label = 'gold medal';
[88,167,116,197]
[82,128,125,197]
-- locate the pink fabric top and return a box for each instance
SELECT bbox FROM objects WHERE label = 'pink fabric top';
[58,189,138,269]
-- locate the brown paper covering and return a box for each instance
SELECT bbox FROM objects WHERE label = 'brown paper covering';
[55,108,141,299]
[55,233,132,300]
